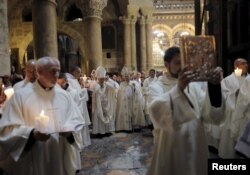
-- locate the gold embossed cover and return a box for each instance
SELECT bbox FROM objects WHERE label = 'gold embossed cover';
[180,35,216,81]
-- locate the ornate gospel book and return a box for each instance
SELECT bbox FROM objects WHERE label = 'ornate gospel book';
[180,35,216,81]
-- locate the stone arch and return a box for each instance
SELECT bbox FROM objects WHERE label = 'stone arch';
[171,23,195,36]
[18,24,87,72]
[57,23,87,72]
[171,23,195,46]
[19,31,33,67]
[152,24,172,68]
[152,24,172,40]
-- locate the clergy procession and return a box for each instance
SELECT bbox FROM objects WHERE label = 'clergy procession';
[0,49,250,175]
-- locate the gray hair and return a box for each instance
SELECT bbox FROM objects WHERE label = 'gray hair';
[36,57,60,71]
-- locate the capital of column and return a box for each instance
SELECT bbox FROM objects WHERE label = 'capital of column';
[130,16,137,25]
[139,16,146,25]
[145,16,153,25]
[120,16,131,25]
[76,0,107,19]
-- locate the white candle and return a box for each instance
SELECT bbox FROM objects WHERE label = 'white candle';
[36,110,50,133]
[234,67,242,77]
[4,88,14,100]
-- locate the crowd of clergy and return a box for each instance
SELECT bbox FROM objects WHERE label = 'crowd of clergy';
[0,46,249,174]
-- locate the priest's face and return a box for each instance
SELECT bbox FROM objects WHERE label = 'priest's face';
[123,75,130,82]
[73,67,82,79]
[165,54,181,78]
[38,63,61,88]
[98,77,105,86]
[26,63,37,83]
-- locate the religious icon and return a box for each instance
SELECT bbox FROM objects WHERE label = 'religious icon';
[180,35,216,81]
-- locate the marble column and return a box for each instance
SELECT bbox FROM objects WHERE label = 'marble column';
[32,0,58,59]
[77,0,107,73]
[121,17,132,69]
[139,16,147,72]
[145,17,153,70]
[130,16,137,71]
[0,0,10,76]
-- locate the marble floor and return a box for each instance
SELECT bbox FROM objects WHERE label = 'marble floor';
[78,129,154,175]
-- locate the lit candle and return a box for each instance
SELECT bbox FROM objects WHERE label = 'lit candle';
[234,67,242,77]
[82,75,87,82]
[4,88,14,101]
[36,110,50,133]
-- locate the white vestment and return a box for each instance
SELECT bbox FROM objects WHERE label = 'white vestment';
[235,120,250,158]
[147,74,178,143]
[219,73,247,158]
[147,74,224,175]
[116,80,146,131]
[142,77,156,125]
[0,81,85,175]
[13,78,31,92]
[68,78,91,147]
[91,79,119,134]
[231,76,250,141]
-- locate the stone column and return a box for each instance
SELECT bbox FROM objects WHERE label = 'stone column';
[139,16,147,71]
[77,0,107,73]
[121,17,132,69]
[0,0,10,75]
[130,16,137,71]
[145,16,153,70]
[32,0,58,59]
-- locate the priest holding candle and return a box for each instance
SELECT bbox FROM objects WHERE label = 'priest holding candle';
[219,58,248,158]
[0,57,85,175]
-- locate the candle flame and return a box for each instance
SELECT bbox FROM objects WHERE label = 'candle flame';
[234,67,242,77]
[40,110,45,116]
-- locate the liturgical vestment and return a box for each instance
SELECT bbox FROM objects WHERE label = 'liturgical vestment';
[0,81,85,175]
[147,74,223,175]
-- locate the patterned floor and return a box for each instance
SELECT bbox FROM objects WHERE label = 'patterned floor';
[78,129,154,175]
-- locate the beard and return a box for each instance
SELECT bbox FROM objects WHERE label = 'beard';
[170,72,178,78]
[169,68,179,79]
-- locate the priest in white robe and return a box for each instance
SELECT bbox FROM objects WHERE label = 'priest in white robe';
[147,47,224,175]
[142,69,156,125]
[219,58,248,158]
[13,59,37,92]
[116,67,146,131]
[231,74,250,147]
[234,119,250,158]
[0,57,85,175]
[90,66,119,135]
[67,66,91,147]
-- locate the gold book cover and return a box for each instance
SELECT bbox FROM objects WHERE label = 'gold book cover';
[180,35,216,81]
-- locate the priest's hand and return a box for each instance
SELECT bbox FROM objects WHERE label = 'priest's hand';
[178,66,199,91]
[33,130,50,142]
[208,67,223,85]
